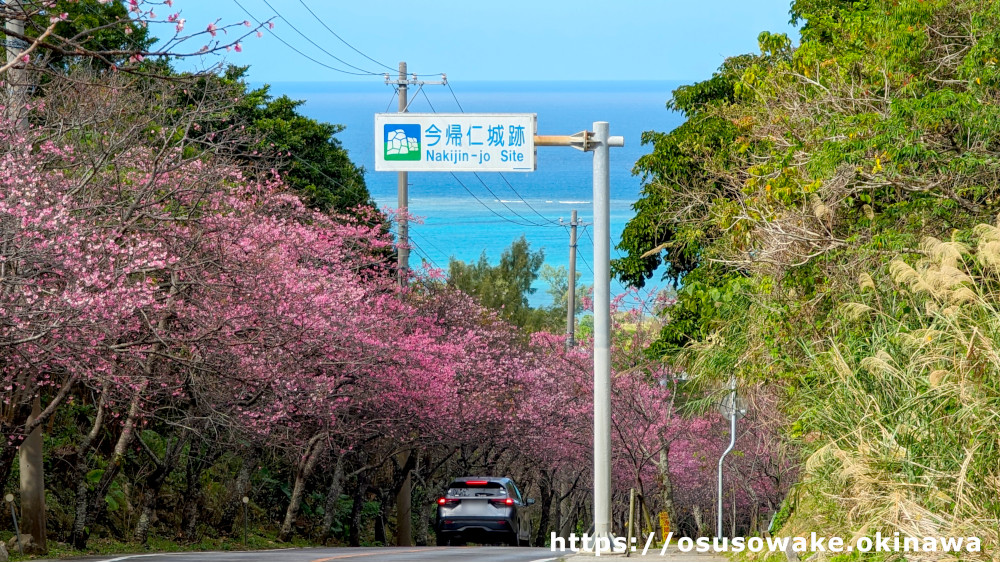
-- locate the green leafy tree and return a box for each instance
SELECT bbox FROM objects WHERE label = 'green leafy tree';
[448,236,551,331]
[184,66,373,215]
[40,0,155,71]
[229,73,372,213]
[616,0,1000,546]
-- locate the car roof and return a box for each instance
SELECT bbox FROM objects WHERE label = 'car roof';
[450,476,512,484]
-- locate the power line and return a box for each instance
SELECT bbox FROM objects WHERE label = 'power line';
[257,0,382,75]
[496,173,563,226]
[580,226,660,317]
[471,173,557,228]
[384,88,398,112]
[408,231,450,267]
[447,173,547,228]
[389,227,442,271]
[436,83,561,227]
[231,0,379,76]
[445,81,464,112]
[575,226,596,276]
[294,0,397,73]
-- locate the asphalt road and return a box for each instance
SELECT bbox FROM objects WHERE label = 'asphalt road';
[85,546,558,562]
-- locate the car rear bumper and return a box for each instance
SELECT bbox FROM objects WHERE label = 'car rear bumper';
[437,517,514,535]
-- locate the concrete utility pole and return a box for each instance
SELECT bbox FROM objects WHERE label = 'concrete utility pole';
[566,210,579,349]
[382,63,447,547]
[6,2,46,554]
[396,61,410,286]
[386,62,412,546]
[561,210,589,351]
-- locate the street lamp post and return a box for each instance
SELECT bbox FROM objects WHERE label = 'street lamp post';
[717,378,745,538]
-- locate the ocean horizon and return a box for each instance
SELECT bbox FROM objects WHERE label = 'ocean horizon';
[263,80,688,308]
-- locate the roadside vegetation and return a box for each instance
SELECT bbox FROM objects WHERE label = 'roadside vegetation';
[616,0,1000,559]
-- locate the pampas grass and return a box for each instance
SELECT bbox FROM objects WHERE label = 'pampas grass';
[797,223,1000,561]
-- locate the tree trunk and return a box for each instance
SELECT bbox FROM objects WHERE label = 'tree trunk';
[395,454,412,546]
[73,381,146,550]
[319,454,345,544]
[415,498,432,546]
[558,479,577,538]
[134,431,189,544]
[219,454,254,535]
[349,473,366,547]
[657,445,678,537]
[182,450,203,541]
[393,450,416,546]
[278,432,327,542]
[534,473,553,547]
[19,396,46,554]
[69,386,108,550]
[0,374,77,518]
[373,496,387,546]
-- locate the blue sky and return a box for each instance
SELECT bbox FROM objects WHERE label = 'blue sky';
[163,1,798,83]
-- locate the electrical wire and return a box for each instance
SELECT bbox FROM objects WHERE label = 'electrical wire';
[447,173,549,228]
[445,81,464,112]
[470,173,556,228]
[231,0,379,76]
[436,83,562,227]
[384,88,398,112]
[294,0,397,72]
[257,0,382,75]
[581,226,661,316]
[408,231,450,267]
[496,173,563,226]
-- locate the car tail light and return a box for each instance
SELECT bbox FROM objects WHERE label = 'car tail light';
[465,480,489,485]
[489,497,515,507]
[437,497,460,507]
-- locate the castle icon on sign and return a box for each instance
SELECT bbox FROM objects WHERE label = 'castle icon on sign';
[384,124,421,161]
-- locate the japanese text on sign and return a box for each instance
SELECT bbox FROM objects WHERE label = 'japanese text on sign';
[375,113,536,172]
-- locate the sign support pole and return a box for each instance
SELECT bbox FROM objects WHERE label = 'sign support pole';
[532,124,623,545]
[592,121,618,543]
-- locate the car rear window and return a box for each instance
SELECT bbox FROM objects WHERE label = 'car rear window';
[446,482,506,498]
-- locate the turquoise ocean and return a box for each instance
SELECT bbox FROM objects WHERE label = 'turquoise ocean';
[266,80,686,307]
